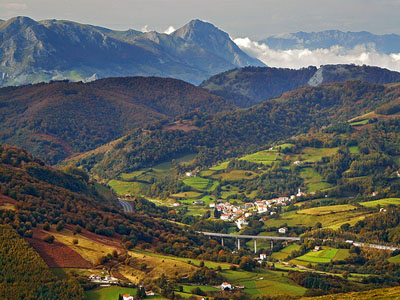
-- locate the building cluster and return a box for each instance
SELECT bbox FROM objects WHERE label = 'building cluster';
[209,189,306,229]
[88,274,119,285]
[122,291,154,300]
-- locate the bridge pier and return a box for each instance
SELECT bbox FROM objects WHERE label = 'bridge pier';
[221,237,224,247]
[237,238,241,250]
[271,240,273,250]
[254,239,257,254]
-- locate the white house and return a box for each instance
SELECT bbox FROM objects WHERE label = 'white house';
[260,253,267,260]
[186,172,193,177]
[123,295,134,300]
[221,282,232,290]
[220,214,230,220]
[278,227,288,234]
[209,203,215,208]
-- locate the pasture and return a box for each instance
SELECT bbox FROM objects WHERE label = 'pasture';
[291,247,350,266]
[294,147,339,163]
[359,198,400,207]
[240,150,279,164]
[183,177,219,191]
[263,209,370,229]
[210,161,229,170]
[297,204,358,215]
[271,244,301,260]
[222,269,306,297]
[86,287,166,300]
[212,170,258,181]
[300,167,332,192]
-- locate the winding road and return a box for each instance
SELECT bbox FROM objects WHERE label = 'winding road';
[118,198,133,213]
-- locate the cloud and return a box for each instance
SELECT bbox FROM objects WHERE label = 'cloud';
[234,37,400,72]
[141,25,150,32]
[163,25,176,34]
[0,2,28,10]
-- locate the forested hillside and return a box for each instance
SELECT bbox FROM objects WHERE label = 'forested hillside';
[0,225,85,300]
[0,77,235,164]
[70,81,400,179]
[201,65,400,106]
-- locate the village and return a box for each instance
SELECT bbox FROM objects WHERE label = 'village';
[206,189,306,230]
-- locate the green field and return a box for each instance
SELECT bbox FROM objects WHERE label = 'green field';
[295,147,339,163]
[183,177,219,191]
[360,198,400,207]
[263,209,370,230]
[222,269,306,297]
[291,248,350,265]
[297,204,357,215]
[350,119,369,126]
[171,191,202,199]
[348,146,360,154]
[271,244,301,260]
[212,170,257,181]
[210,161,229,170]
[131,250,233,270]
[300,167,332,192]
[388,254,400,263]
[85,287,168,300]
[240,150,279,164]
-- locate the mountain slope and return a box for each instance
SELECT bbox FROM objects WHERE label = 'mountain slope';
[0,17,264,87]
[69,81,400,178]
[201,65,400,106]
[0,76,235,164]
[172,19,264,68]
[259,30,400,54]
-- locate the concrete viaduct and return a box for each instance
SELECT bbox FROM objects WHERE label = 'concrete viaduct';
[198,231,301,253]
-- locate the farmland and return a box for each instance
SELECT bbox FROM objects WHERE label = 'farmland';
[360,198,400,207]
[290,247,350,266]
[299,167,332,192]
[222,269,306,297]
[271,244,302,260]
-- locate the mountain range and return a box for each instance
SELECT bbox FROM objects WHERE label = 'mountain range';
[259,30,400,53]
[201,64,400,106]
[0,17,264,87]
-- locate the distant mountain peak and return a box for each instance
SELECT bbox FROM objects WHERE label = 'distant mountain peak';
[172,19,265,68]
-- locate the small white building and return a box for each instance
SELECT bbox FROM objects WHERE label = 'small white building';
[278,227,288,234]
[123,295,134,300]
[186,172,193,177]
[221,282,232,290]
[209,203,215,208]
[220,214,230,220]
[260,253,267,260]
[314,246,321,252]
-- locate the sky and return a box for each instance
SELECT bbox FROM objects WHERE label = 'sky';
[1,0,400,70]
[0,0,399,40]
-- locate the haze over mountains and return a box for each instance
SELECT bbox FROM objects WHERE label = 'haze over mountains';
[0,17,263,87]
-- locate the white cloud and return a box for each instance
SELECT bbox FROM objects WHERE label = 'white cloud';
[163,25,176,34]
[234,37,400,72]
[141,25,150,32]
[0,2,28,10]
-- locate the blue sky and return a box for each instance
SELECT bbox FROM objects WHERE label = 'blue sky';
[0,0,399,39]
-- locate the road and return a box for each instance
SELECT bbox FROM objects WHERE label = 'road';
[118,198,133,213]
[198,231,301,241]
